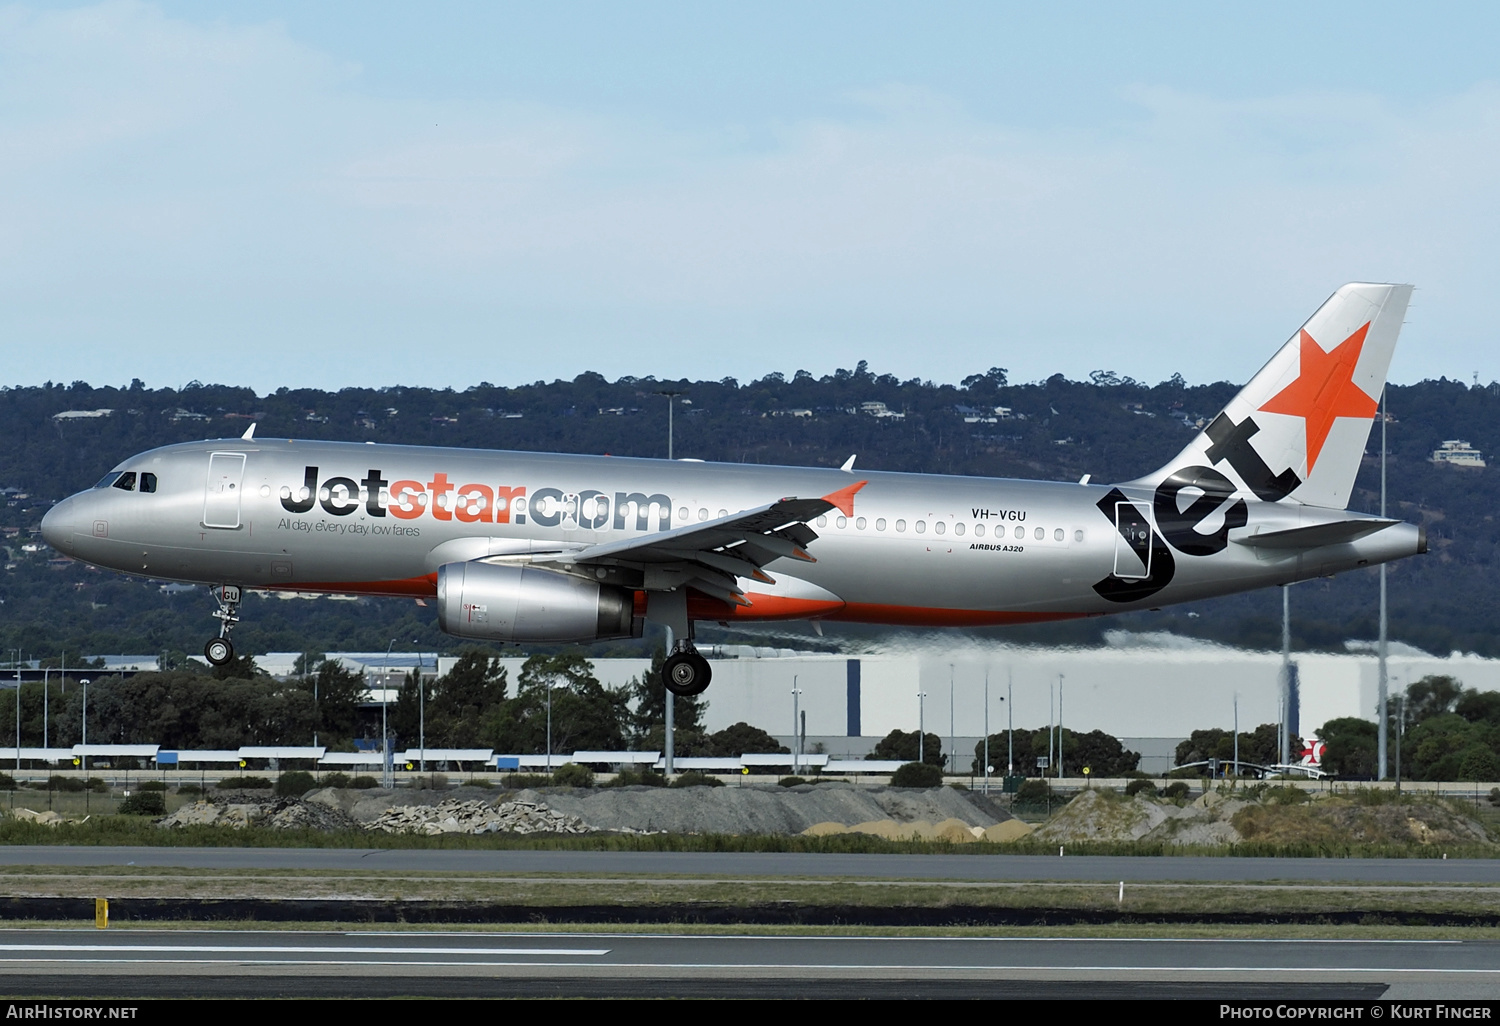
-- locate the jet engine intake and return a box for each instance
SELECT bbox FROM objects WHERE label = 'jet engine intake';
[437,561,640,643]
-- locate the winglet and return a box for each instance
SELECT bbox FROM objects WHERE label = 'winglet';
[821,479,868,517]
[241,423,256,441]
[841,454,857,472]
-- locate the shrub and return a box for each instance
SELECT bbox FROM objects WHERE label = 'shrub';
[1261,784,1310,805]
[0,774,16,792]
[551,763,595,788]
[138,780,167,792]
[602,767,666,788]
[672,771,724,788]
[118,790,166,815]
[890,762,944,788]
[778,776,809,788]
[176,783,202,795]
[1014,779,1052,805]
[1124,778,1158,798]
[467,778,494,789]
[948,781,969,791]
[1162,781,1192,800]
[1490,787,1500,808]
[275,770,317,797]
[321,772,351,789]
[349,775,379,789]
[502,773,553,788]
[86,777,108,793]
[216,776,272,790]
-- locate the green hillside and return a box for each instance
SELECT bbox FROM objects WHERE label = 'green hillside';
[0,367,1494,660]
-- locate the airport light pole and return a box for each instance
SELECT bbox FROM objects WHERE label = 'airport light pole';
[791,675,801,773]
[917,688,926,764]
[983,670,989,793]
[1283,588,1295,766]
[80,679,89,779]
[1378,388,1389,780]
[1057,674,1064,779]
[380,639,394,789]
[948,664,955,777]
[656,389,684,778]
[415,642,425,775]
[1007,668,1014,775]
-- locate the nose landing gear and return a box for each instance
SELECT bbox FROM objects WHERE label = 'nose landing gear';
[204,585,241,667]
[662,641,711,697]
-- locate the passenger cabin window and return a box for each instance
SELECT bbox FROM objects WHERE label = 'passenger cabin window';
[140,473,157,493]
[111,472,137,492]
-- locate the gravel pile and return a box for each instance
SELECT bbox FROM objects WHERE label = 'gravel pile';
[525,783,1011,836]
[368,798,591,835]
[152,783,1016,836]
[158,796,361,832]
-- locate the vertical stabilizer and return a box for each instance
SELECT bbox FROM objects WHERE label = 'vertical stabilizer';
[1136,283,1412,510]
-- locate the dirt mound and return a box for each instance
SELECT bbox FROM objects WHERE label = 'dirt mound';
[155,783,1017,837]
[529,784,1011,836]
[159,795,360,831]
[1030,788,1496,849]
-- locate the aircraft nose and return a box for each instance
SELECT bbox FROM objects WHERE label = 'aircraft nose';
[41,496,80,554]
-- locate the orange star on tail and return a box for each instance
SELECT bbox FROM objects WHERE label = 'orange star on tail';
[1258,323,1378,473]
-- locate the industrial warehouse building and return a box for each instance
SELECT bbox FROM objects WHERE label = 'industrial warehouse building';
[257,632,1500,774]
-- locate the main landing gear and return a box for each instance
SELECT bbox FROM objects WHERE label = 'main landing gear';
[204,585,241,667]
[662,641,711,697]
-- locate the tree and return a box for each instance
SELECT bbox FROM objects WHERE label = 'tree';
[1318,717,1378,778]
[627,646,706,743]
[1406,675,1465,725]
[706,722,786,756]
[508,653,629,754]
[300,659,368,745]
[426,648,508,747]
[870,729,942,767]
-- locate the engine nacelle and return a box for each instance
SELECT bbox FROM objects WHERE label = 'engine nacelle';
[436,561,640,643]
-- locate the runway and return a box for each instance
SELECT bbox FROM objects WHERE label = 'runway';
[1,846,1498,883]
[0,929,1490,998]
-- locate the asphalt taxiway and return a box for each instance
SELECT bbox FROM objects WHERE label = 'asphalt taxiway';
[0,929,1492,999]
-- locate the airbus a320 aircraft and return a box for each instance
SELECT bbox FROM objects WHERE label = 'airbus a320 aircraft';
[43,283,1423,697]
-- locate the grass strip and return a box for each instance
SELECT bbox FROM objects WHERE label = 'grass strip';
[0,817,1497,858]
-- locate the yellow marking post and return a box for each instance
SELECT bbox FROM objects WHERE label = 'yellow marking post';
[94,898,108,929]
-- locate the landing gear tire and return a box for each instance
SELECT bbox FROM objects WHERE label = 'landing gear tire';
[204,637,235,666]
[663,650,711,697]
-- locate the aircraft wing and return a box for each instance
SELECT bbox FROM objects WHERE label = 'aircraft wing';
[541,480,866,607]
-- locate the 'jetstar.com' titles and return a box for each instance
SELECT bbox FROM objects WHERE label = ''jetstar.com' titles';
[278,466,674,531]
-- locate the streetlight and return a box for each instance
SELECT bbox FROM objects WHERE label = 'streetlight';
[655,389,685,778]
[948,664,955,776]
[791,676,802,773]
[80,678,90,795]
[379,639,394,788]
[414,642,425,775]
[917,688,927,764]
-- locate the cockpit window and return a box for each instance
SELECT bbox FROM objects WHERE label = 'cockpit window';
[94,472,123,489]
[111,472,137,492]
[140,473,157,493]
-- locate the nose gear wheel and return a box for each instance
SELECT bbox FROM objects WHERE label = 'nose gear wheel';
[204,585,242,667]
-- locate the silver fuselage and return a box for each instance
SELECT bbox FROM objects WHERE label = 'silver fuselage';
[41,438,1423,628]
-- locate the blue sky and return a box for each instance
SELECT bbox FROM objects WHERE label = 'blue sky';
[5,2,1500,391]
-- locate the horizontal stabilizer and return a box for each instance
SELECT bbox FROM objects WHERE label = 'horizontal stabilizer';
[1234,519,1399,550]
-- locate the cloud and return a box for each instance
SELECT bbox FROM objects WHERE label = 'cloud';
[2,2,1499,391]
